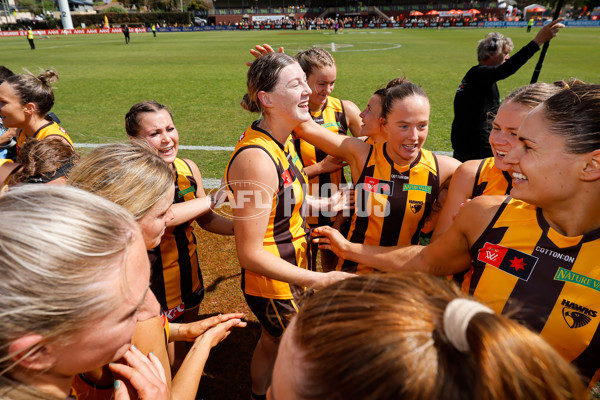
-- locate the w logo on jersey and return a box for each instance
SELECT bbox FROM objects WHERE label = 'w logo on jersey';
[281,168,296,188]
[476,242,538,281]
[364,176,394,196]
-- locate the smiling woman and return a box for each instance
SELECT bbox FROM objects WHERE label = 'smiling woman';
[296,81,460,274]
[432,82,565,241]
[312,82,600,389]
[225,52,353,400]
[0,70,72,156]
[125,101,235,373]
[0,185,165,400]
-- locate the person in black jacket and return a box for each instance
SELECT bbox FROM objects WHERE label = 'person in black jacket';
[123,25,130,44]
[450,18,564,162]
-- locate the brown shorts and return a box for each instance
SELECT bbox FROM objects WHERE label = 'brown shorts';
[244,294,301,338]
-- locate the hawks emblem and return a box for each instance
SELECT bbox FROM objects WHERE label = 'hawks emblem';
[409,200,423,214]
[563,309,592,329]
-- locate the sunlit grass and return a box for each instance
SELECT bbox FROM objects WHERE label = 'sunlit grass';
[2,27,598,178]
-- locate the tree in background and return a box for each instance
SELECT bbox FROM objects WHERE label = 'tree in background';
[16,0,55,15]
[188,0,209,11]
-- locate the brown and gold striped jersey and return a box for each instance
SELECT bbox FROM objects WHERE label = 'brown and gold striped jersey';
[340,144,439,274]
[468,197,600,386]
[226,122,310,299]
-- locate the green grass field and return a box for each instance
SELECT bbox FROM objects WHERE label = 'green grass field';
[2,27,599,178]
[3,27,600,399]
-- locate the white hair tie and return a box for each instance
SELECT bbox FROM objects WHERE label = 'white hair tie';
[443,298,493,352]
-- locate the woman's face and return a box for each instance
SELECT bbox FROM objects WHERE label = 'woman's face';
[306,65,336,111]
[264,63,312,126]
[383,95,430,165]
[138,185,175,249]
[489,101,530,171]
[504,107,581,207]
[134,109,179,165]
[0,82,26,129]
[359,94,383,137]
[50,230,154,375]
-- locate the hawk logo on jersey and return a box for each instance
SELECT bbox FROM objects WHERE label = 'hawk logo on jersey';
[409,200,423,214]
[476,242,538,281]
[561,299,597,328]
[364,177,394,196]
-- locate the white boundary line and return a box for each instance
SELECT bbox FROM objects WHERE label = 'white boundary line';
[74,142,452,188]
[74,143,236,151]
[74,142,451,155]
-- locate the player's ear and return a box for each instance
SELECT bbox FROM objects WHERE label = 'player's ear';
[581,149,600,182]
[23,102,37,116]
[8,334,58,371]
[258,91,273,109]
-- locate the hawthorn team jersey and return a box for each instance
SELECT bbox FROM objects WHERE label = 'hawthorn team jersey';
[339,144,439,274]
[466,197,600,385]
[70,375,111,400]
[226,122,310,299]
[294,96,348,226]
[450,157,513,285]
[16,121,73,151]
[472,157,512,198]
[148,157,203,321]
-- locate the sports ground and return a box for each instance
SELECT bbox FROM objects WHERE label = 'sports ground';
[2,27,600,398]
[2,27,599,180]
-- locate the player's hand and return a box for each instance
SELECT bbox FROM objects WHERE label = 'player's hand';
[246,44,285,66]
[319,155,348,175]
[312,225,351,260]
[312,270,355,290]
[195,315,247,349]
[110,345,169,400]
[173,313,246,342]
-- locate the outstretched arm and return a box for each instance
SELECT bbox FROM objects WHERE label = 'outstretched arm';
[169,315,246,400]
[302,154,347,179]
[342,99,363,138]
[186,159,234,235]
[313,196,502,275]
[295,119,369,182]
[432,159,479,241]
[490,18,565,82]
[228,148,354,290]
